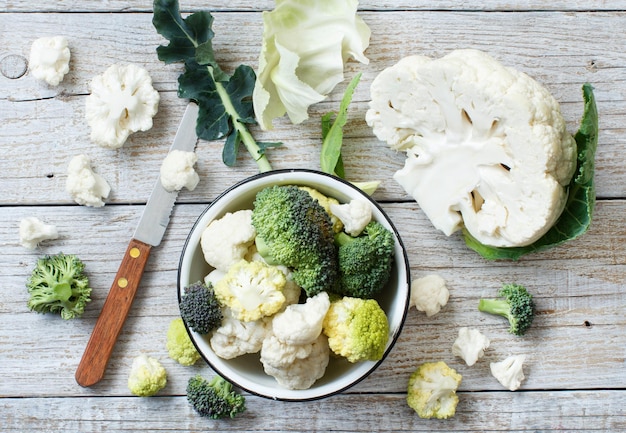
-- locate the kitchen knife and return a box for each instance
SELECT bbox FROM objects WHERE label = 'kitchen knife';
[75,102,199,387]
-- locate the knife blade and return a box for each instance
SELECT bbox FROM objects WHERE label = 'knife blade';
[75,102,199,387]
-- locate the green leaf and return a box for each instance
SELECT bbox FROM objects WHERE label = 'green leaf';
[465,83,599,260]
[320,73,361,177]
[152,0,277,172]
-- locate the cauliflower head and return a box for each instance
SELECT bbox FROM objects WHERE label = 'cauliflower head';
[490,354,526,391]
[65,154,111,207]
[451,327,490,366]
[366,49,577,247]
[260,333,330,390]
[209,313,270,359]
[201,210,256,272]
[407,361,462,419]
[19,217,59,250]
[160,150,200,192]
[85,63,160,149]
[127,354,167,397]
[214,260,287,322]
[322,296,389,363]
[272,291,330,345]
[29,36,70,86]
[166,317,200,366]
[409,274,449,317]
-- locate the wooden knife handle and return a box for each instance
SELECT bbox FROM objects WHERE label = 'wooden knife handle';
[75,238,152,387]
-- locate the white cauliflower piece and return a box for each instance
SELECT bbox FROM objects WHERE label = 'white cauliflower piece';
[160,149,199,192]
[490,354,527,391]
[29,36,70,86]
[451,327,490,366]
[366,49,577,247]
[200,210,256,272]
[209,313,270,359]
[204,268,226,288]
[19,217,59,249]
[272,291,330,345]
[329,199,372,236]
[260,333,330,390]
[65,154,111,207]
[85,63,160,149]
[410,274,449,317]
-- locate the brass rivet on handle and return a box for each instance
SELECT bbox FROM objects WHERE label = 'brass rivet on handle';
[117,278,128,288]
[130,247,141,258]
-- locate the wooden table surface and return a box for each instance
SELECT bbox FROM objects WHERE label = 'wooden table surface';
[1,2,625,432]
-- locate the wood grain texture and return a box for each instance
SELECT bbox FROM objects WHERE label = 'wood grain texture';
[0,2,625,432]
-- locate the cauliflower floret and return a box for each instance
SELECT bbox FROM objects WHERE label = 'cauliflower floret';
[322,296,389,363]
[260,333,330,390]
[366,49,577,247]
[214,260,286,322]
[329,199,372,236]
[272,291,330,345]
[166,318,200,366]
[65,154,111,207]
[407,361,462,419]
[409,274,449,317]
[29,36,70,86]
[490,354,526,391]
[451,327,490,366]
[85,63,160,149]
[160,149,199,192]
[209,313,270,359]
[127,354,167,397]
[200,210,256,272]
[19,217,59,249]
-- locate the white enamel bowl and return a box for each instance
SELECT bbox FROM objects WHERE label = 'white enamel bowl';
[178,169,411,401]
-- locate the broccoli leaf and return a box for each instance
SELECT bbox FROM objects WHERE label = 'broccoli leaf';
[152,0,278,172]
[465,83,598,260]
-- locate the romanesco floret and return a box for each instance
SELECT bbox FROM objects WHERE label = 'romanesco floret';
[127,354,167,397]
[252,185,339,297]
[179,281,223,334]
[407,361,462,419]
[214,260,286,322]
[166,317,201,366]
[186,375,246,419]
[26,253,92,320]
[334,221,395,299]
[322,296,389,363]
[478,283,535,336]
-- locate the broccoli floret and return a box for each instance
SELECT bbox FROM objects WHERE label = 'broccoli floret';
[334,221,395,298]
[322,296,389,363]
[478,283,535,336]
[26,253,92,319]
[179,281,223,334]
[187,375,246,419]
[407,361,462,419]
[252,185,339,296]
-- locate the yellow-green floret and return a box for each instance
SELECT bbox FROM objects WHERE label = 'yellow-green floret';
[407,361,462,419]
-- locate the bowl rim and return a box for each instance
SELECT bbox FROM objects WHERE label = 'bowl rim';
[177,168,411,401]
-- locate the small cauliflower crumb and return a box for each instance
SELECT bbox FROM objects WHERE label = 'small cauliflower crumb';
[65,154,111,207]
[29,36,71,86]
[490,354,527,391]
[410,274,449,317]
[160,149,199,192]
[451,327,490,366]
[19,217,59,249]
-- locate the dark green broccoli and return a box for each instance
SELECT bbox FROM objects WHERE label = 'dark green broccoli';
[478,283,535,336]
[252,185,339,297]
[26,253,92,320]
[187,375,246,419]
[334,221,395,299]
[179,281,223,334]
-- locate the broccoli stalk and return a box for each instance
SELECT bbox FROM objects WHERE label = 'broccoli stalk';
[26,253,92,319]
[187,375,246,419]
[334,221,395,299]
[252,185,339,297]
[478,284,535,336]
[179,281,223,334]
